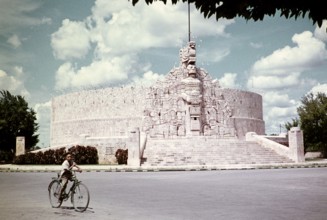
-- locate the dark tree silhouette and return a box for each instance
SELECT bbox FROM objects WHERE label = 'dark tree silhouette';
[130,0,327,28]
[0,90,39,152]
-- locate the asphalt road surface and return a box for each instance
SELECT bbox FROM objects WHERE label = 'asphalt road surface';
[0,168,327,220]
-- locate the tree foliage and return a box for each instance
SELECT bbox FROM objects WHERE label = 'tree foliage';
[284,118,299,131]
[130,0,327,28]
[297,92,327,156]
[0,90,39,152]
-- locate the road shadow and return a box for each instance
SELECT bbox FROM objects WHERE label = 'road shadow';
[53,206,95,216]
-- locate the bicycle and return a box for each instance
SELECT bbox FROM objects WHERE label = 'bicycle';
[48,170,90,212]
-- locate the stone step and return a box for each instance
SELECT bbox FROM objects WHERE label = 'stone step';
[141,138,294,166]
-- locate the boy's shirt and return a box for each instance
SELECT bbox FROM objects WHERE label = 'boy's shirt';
[60,160,72,177]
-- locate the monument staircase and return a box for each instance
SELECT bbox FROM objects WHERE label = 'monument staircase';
[141,137,294,166]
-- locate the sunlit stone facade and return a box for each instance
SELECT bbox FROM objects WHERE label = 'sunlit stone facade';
[51,42,265,152]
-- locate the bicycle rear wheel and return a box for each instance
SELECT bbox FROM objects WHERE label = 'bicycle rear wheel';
[48,180,63,208]
[72,183,90,212]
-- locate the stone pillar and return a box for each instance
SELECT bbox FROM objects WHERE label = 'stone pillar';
[16,136,25,156]
[128,127,140,167]
[288,127,305,163]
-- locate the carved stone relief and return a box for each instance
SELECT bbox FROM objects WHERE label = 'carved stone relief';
[142,41,236,138]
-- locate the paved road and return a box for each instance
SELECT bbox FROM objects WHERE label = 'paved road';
[0,168,327,220]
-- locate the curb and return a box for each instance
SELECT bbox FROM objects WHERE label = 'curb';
[1,161,327,173]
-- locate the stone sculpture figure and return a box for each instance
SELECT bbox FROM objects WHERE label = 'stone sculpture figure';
[181,41,196,68]
[187,41,196,65]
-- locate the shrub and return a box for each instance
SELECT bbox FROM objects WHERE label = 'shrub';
[12,145,98,165]
[12,154,25,164]
[115,149,128,165]
[68,145,98,164]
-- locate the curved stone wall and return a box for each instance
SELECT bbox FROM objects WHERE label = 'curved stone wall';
[52,86,147,122]
[51,86,264,146]
[219,88,263,119]
[51,86,147,147]
[218,88,265,138]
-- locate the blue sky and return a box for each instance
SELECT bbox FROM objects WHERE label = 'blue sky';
[1,0,326,148]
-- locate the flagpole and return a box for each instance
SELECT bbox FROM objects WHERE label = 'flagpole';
[188,1,191,42]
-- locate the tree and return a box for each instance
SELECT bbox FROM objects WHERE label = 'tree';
[130,0,327,29]
[0,90,39,152]
[284,118,299,131]
[297,92,327,156]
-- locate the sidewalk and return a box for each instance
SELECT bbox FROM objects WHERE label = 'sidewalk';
[1,159,327,172]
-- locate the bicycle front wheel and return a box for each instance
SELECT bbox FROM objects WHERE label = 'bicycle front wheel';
[48,180,63,208]
[72,183,90,212]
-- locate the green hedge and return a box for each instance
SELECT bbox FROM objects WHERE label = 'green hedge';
[12,145,98,165]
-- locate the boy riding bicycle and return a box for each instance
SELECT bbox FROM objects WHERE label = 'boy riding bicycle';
[58,153,82,202]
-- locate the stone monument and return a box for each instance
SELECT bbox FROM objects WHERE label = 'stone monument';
[50,41,265,164]
[141,41,263,139]
[16,136,25,156]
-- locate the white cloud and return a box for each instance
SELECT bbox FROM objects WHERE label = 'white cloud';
[91,0,130,19]
[55,54,136,89]
[0,67,29,97]
[252,31,327,75]
[34,101,51,148]
[266,106,298,121]
[51,19,91,60]
[131,70,165,87]
[314,20,327,42]
[261,90,301,134]
[263,91,290,107]
[89,0,234,56]
[53,0,234,90]
[54,63,75,90]
[248,31,327,90]
[34,101,51,121]
[248,72,301,90]
[219,73,238,88]
[309,83,327,95]
[7,34,22,48]
[264,104,299,134]
[263,91,298,108]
